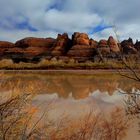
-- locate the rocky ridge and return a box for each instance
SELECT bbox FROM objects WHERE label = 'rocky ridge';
[0,32,140,63]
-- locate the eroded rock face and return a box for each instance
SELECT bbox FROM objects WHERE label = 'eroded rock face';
[0,41,14,56]
[121,38,137,54]
[72,32,90,46]
[13,37,56,57]
[108,36,120,52]
[67,45,96,57]
[15,37,55,48]
[98,40,108,47]
[0,41,14,48]
[51,33,71,56]
[98,40,110,55]
[0,33,139,63]
[90,39,98,48]
[67,33,96,59]
[15,37,55,56]
[10,37,56,62]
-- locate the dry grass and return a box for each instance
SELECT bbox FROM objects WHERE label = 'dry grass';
[28,107,130,140]
[0,58,139,70]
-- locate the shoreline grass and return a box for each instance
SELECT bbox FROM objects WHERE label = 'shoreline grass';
[0,59,139,70]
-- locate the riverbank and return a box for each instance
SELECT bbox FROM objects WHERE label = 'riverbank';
[1,69,140,76]
[1,58,140,70]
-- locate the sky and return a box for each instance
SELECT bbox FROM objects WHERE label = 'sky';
[0,0,140,42]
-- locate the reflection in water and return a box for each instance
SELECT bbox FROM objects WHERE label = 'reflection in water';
[0,71,140,140]
[0,71,139,99]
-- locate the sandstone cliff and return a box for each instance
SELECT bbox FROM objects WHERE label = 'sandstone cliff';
[0,32,140,63]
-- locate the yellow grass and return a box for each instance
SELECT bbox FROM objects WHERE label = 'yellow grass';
[0,58,139,69]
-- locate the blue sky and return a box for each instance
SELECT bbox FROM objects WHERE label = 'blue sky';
[0,0,140,42]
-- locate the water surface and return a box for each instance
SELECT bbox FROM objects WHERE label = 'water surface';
[0,71,140,140]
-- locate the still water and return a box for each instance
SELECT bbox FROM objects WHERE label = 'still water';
[0,70,140,140]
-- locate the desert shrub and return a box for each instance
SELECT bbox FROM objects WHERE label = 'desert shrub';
[68,58,75,64]
[0,59,13,68]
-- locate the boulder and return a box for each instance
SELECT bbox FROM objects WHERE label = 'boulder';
[121,38,137,54]
[72,32,89,46]
[108,36,120,52]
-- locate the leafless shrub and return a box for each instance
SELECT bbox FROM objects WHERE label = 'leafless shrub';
[31,107,129,140]
[113,25,140,135]
[124,89,140,117]
[0,91,130,140]
[0,93,31,140]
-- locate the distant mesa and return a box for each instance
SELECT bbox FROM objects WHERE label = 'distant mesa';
[0,32,140,63]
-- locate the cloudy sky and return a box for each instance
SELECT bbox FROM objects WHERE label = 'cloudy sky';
[0,0,140,42]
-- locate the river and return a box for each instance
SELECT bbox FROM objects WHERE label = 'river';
[0,70,140,140]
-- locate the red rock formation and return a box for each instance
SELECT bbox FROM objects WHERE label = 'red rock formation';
[0,41,14,47]
[0,41,14,55]
[98,39,110,55]
[67,32,96,59]
[0,32,139,64]
[13,37,55,58]
[67,45,96,57]
[51,33,71,56]
[108,36,120,52]
[121,38,137,54]
[98,39,108,47]
[15,37,55,48]
[6,37,55,62]
[72,32,89,45]
[90,39,98,48]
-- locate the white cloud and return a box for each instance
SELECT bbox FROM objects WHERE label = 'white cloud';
[90,28,117,41]
[119,24,140,41]
[0,0,140,41]
[0,29,58,43]
[44,9,101,33]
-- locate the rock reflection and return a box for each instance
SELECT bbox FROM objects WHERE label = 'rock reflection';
[0,71,139,99]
